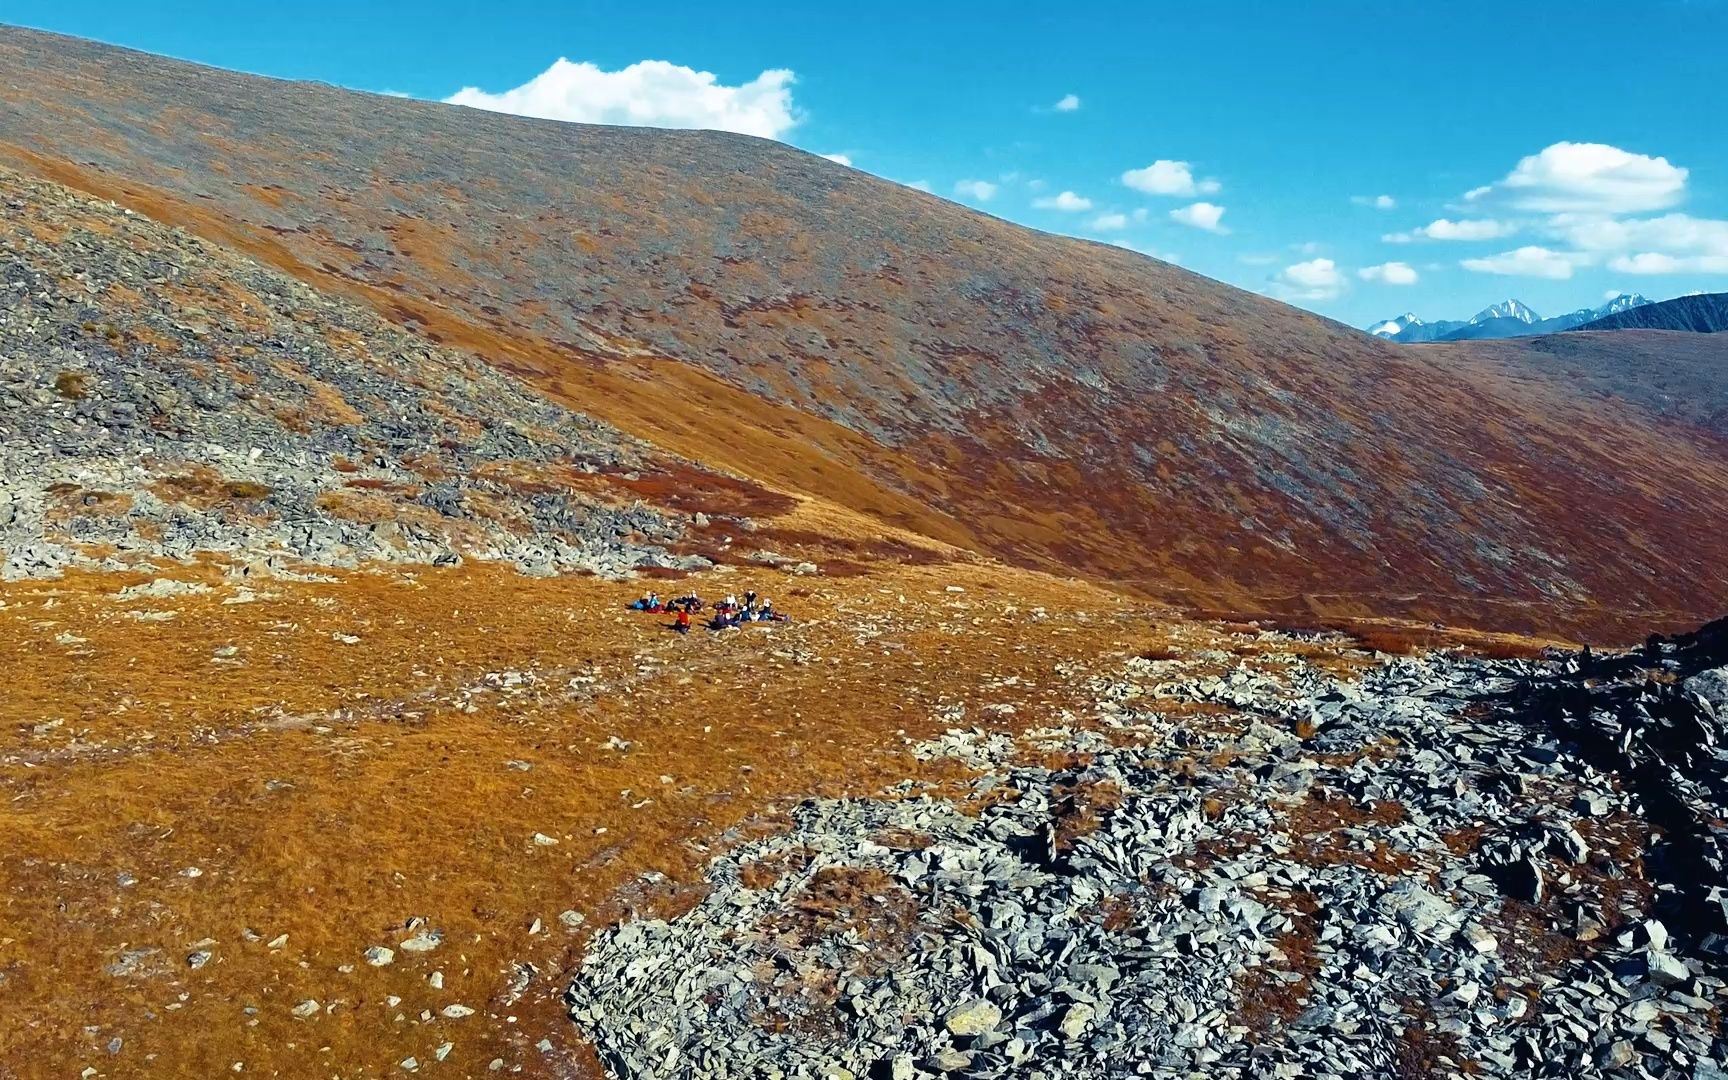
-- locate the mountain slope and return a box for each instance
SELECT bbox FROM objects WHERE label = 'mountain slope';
[2,25,1728,637]
[1576,292,1728,333]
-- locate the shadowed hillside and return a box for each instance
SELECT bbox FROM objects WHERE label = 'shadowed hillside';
[3,24,1727,638]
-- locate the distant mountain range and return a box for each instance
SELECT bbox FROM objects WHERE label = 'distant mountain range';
[1575,292,1728,334]
[1370,294,1650,342]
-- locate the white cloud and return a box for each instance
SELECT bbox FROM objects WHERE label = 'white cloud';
[1272,258,1346,302]
[820,152,853,166]
[1089,212,1130,231]
[1533,212,1728,274]
[1358,261,1419,285]
[1054,93,1081,112]
[1465,142,1688,214]
[1459,246,1582,280]
[1421,218,1517,241]
[445,58,798,139]
[904,179,933,193]
[1033,190,1093,212]
[1383,218,1516,243]
[955,179,999,202]
[1603,289,1626,300]
[1170,201,1227,233]
[1122,160,1221,198]
[1549,212,1728,261]
[1609,252,1728,274]
[1352,194,1397,210]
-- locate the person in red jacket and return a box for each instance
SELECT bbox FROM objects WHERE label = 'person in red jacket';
[673,607,691,635]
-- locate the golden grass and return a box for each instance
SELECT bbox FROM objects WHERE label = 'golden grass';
[0,554,1182,1077]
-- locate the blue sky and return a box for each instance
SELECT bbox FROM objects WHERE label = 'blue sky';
[11,1,1728,326]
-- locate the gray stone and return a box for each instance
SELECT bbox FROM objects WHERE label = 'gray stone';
[1057,1002,1094,1040]
[942,998,1001,1036]
[1645,950,1691,988]
[1682,667,1728,708]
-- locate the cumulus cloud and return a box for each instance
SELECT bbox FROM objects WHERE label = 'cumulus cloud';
[1465,142,1688,214]
[1460,246,1582,280]
[1169,201,1227,233]
[1609,252,1728,274]
[1272,258,1346,302]
[1425,218,1515,241]
[1089,211,1130,231]
[904,179,934,193]
[445,58,798,139]
[1352,194,1397,210]
[1054,93,1081,112]
[1358,261,1419,285]
[955,179,998,202]
[1122,160,1221,198]
[1383,219,1517,244]
[1033,190,1093,212]
[820,152,853,166]
[1549,212,1728,264]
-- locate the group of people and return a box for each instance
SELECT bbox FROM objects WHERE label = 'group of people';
[627,589,788,635]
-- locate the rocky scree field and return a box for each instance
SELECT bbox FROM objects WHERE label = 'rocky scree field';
[570,620,1728,1080]
[0,167,708,581]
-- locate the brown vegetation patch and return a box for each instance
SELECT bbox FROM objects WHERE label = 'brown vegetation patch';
[1478,894,1592,983]
[871,827,935,852]
[1235,889,1321,1036]
[1050,779,1125,851]
[53,369,90,399]
[588,462,798,521]
[1389,1002,1472,1080]
[148,465,273,508]
[758,866,923,956]
[1280,792,1416,875]
[736,847,817,891]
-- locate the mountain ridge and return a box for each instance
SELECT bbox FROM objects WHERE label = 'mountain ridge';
[1370,293,1651,342]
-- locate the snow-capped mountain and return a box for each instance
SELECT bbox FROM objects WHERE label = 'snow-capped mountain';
[1473,299,1541,325]
[1369,313,1424,337]
[1371,294,1650,342]
[1595,293,1649,318]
